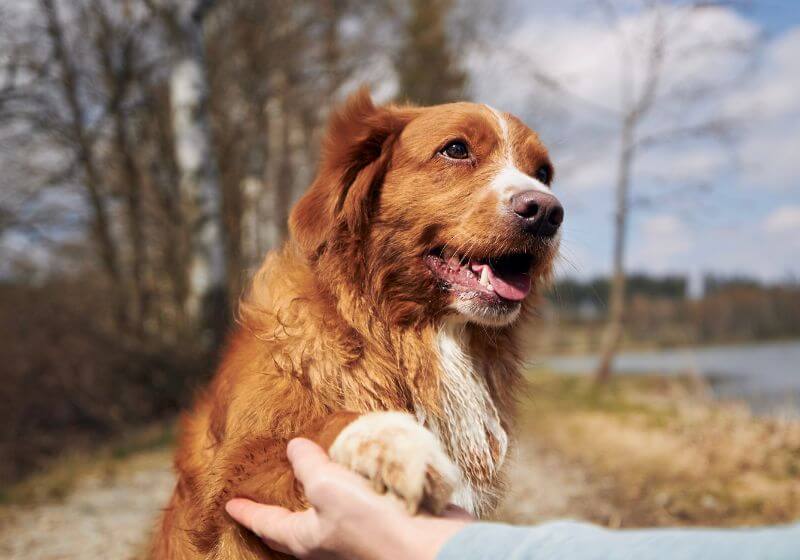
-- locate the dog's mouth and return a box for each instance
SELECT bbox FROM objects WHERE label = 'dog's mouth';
[424,248,535,303]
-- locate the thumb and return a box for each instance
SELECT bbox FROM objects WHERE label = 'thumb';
[286,438,333,485]
[226,498,314,556]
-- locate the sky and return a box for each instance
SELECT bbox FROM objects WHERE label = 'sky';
[1,1,796,287]
[473,1,800,287]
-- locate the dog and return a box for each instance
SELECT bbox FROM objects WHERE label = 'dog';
[150,88,562,559]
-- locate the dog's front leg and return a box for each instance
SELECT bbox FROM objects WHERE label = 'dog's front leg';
[191,411,458,559]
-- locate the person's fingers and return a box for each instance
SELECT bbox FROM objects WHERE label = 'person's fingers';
[225,498,312,556]
[286,438,333,485]
[288,437,380,509]
[225,499,291,542]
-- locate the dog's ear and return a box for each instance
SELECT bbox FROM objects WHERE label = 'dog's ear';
[290,87,416,258]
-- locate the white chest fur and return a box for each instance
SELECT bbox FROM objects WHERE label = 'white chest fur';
[415,321,508,515]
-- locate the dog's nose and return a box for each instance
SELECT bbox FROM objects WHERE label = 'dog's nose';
[509,190,564,236]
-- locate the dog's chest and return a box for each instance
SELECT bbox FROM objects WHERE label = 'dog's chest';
[415,322,509,515]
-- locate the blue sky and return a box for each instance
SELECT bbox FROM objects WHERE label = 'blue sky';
[474,1,800,285]
[744,0,799,35]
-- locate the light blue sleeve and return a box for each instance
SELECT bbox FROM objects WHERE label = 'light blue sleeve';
[436,520,800,560]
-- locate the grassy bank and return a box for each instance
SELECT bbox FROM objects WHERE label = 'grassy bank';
[512,372,800,527]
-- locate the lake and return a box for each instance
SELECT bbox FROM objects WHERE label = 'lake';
[538,340,800,416]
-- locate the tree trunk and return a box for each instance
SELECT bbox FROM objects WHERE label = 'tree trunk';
[275,100,295,244]
[93,0,150,337]
[594,115,636,383]
[169,4,227,345]
[41,0,126,327]
[264,71,292,247]
[141,100,190,333]
[322,0,343,100]
[113,112,148,336]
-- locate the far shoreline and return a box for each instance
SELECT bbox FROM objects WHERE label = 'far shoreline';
[535,336,800,359]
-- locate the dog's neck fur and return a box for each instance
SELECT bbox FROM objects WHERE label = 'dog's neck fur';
[418,320,512,515]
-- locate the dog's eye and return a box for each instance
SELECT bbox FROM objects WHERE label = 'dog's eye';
[535,164,553,185]
[440,141,470,160]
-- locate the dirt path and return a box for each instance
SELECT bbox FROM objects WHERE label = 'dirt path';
[0,439,599,560]
[496,436,611,525]
[0,450,175,560]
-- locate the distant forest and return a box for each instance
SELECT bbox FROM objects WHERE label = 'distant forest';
[542,274,800,353]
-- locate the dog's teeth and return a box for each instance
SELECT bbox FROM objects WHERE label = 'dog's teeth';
[480,266,491,288]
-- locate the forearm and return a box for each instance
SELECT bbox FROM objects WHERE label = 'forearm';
[392,517,469,560]
[437,520,800,560]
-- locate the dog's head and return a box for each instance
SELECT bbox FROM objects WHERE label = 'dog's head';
[290,89,562,327]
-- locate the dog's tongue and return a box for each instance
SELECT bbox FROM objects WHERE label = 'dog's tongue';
[473,263,531,301]
[489,266,531,301]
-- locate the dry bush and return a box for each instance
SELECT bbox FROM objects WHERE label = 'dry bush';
[0,278,208,486]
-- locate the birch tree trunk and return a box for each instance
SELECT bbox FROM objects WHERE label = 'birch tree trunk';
[593,3,665,383]
[595,114,636,383]
[168,2,227,342]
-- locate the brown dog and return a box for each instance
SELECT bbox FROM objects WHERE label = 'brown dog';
[150,88,562,559]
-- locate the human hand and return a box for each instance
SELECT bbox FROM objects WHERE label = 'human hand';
[225,438,472,560]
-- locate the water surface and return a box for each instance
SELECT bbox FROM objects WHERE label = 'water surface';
[538,341,800,415]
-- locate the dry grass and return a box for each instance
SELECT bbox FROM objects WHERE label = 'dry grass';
[517,372,800,528]
[0,421,176,506]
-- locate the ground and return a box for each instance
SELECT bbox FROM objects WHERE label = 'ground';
[0,436,597,560]
[0,447,173,560]
[2,373,799,560]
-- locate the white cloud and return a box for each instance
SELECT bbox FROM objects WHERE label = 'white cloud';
[724,28,800,189]
[642,214,690,253]
[559,148,617,191]
[627,214,692,273]
[725,28,800,120]
[470,3,799,280]
[637,145,728,185]
[764,206,800,234]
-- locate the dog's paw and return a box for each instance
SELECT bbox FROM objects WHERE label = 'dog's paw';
[329,411,459,514]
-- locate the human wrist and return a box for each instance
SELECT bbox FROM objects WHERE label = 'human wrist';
[394,517,470,560]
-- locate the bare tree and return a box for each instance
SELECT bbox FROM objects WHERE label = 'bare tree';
[595,2,666,383]
[505,1,754,381]
[40,0,128,326]
[91,0,152,335]
[592,1,753,382]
